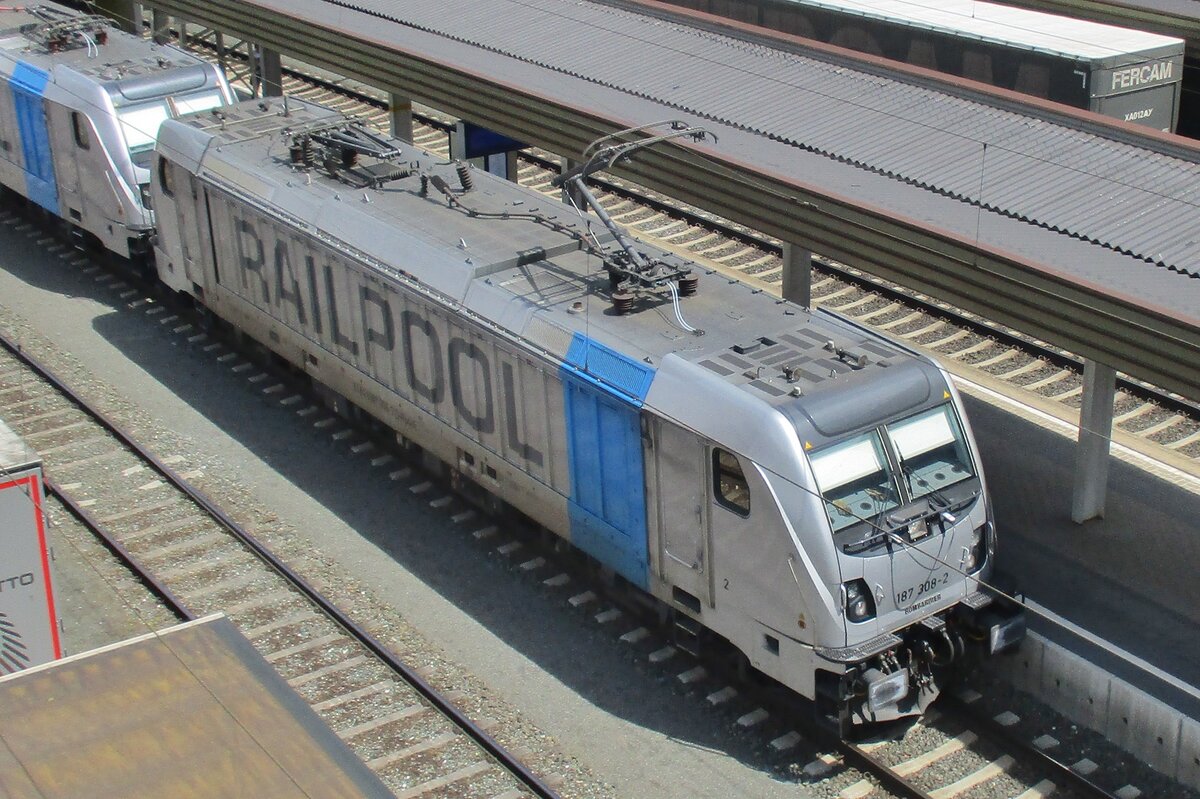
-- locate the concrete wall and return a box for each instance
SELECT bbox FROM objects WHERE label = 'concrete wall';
[991,630,1200,790]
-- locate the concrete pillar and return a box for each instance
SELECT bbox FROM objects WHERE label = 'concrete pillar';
[389,93,414,143]
[99,1,140,34]
[1071,359,1117,523]
[251,46,283,97]
[561,157,586,209]
[151,9,169,44]
[780,241,813,309]
[449,125,466,162]
[499,150,519,183]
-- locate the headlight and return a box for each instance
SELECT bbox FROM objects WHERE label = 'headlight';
[843,578,876,622]
[964,522,989,574]
[865,667,910,712]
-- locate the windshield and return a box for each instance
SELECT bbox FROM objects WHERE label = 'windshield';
[118,101,170,154]
[886,405,974,501]
[172,90,225,116]
[809,431,901,533]
[118,90,226,156]
[809,403,976,534]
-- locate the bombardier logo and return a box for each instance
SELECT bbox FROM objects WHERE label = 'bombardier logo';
[903,593,943,615]
[0,611,30,674]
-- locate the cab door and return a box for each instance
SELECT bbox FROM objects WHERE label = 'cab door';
[174,171,208,285]
[48,106,82,215]
[653,418,711,608]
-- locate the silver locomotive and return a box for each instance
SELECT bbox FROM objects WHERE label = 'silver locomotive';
[0,2,231,260]
[152,96,1024,728]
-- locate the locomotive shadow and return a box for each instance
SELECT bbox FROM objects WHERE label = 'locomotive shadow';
[22,299,801,772]
[0,211,803,774]
[0,212,132,304]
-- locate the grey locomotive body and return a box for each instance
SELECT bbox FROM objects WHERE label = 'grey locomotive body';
[0,2,231,259]
[152,97,1023,726]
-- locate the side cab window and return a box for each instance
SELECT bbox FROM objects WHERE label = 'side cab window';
[713,448,750,516]
[157,156,174,198]
[71,112,90,150]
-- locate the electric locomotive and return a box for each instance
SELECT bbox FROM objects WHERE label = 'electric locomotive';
[151,96,1024,728]
[0,3,232,260]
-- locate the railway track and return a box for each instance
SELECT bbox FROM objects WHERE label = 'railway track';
[0,233,558,799]
[270,63,1200,472]
[453,511,1170,799]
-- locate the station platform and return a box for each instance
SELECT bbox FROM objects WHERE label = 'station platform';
[952,364,1200,722]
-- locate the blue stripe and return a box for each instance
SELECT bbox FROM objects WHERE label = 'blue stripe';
[563,333,655,405]
[560,335,655,589]
[9,62,57,213]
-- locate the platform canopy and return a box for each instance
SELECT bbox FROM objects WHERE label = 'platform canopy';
[0,614,393,799]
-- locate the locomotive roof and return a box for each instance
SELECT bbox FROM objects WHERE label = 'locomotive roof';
[0,3,204,84]
[161,97,944,427]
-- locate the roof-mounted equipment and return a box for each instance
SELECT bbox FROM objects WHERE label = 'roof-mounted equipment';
[25,14,110,53]
[824,339,870,369]
[285,118,412,189]
[552,121,714,327]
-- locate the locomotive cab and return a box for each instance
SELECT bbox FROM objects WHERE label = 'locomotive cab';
[798,376,1025,726]
[642,313,1023,731]
[0,4,233,260]
[96,64,232,250]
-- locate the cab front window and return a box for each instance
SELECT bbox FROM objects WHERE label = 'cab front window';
[117,89,227,170]
[809,431,900,533]
[171,90,225,116]
[885,405,974,502]
[117,101,170,156]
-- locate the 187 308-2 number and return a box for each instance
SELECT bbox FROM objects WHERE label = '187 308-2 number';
[895,571,949,607]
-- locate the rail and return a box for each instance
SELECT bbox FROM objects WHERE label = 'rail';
[0,328,564,799]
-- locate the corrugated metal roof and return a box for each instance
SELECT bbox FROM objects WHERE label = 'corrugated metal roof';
[341,0,1200,279]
